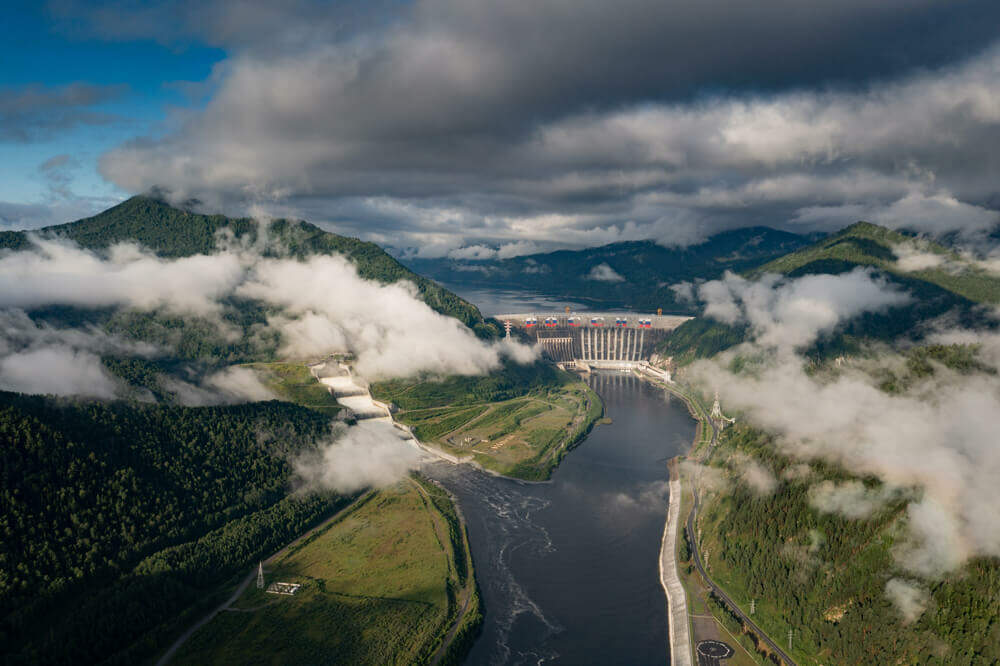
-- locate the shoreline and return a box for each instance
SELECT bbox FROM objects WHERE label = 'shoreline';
[630,369,701,666]
[659,465,694,666]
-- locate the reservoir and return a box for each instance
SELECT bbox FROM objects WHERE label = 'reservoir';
[430,371,695,665]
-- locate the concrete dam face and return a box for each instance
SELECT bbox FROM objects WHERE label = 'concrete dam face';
[497,312,691,367]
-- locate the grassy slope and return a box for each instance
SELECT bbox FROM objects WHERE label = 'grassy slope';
[659,222,1000,364]
[0,195,496,337]
[244,362,342,417]
[371,363,603,480]
[174,477,479,665]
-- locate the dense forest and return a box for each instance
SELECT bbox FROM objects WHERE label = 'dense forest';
[370,359,573,409]
[696,426,999,664]
[0,392,350,664]
[688,346,1000,664]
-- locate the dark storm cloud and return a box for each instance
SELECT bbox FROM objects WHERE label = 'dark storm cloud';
[84,0,1000,252]
[0,83,125,142]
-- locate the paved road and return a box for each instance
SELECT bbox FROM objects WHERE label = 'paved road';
[682,399,798,666]
[155,568,257,666]
[157,498,367,665]
[686,488,798,666]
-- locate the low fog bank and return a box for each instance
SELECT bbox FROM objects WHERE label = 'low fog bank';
[0,228,537,499]
[0,232,536,400]
[678,268,1000,619]
[292,420,426,494]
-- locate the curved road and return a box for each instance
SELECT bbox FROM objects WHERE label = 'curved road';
[672,384,797,666]
[684,404,798,666]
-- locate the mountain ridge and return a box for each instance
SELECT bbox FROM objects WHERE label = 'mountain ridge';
[660,220,1000,363]
[0,195,495,336]
[404,226,816,313]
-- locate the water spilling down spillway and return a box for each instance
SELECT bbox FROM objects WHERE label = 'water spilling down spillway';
[429,372,696,665]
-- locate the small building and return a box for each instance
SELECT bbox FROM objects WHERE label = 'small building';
[266,582,302,596]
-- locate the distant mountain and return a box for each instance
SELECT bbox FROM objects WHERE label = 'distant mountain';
[0,195,493,335]
[660,221,1000,363]
[404,227,815,313]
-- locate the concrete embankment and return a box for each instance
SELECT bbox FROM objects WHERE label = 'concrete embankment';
[659,472,693,666]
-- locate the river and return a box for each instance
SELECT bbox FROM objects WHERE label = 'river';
[429,371,695,665]
[437,283,589,317]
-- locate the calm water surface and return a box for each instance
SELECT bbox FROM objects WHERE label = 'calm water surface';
[439,283,589,317]
[429,372,695,665]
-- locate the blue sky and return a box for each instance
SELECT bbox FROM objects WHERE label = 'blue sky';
[0,2,221,209]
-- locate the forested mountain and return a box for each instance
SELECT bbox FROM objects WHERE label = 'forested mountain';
[690,347,1000,664]
[663,222,1000,663]
[404,227,813,313]
[0,392,348,665]
[0,195,493,335]
[659,221,1000,364]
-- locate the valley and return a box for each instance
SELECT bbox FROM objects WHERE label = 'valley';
[3,197,1000,666]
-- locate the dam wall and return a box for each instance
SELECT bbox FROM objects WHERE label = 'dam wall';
[497,312,691,364]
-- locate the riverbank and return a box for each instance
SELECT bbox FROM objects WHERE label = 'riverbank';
[431,372,694,664]
[659,461,693,666]
[630,370,703,665]
[635,369,787,666]
[165,478,476,665]
[370,366,604,481]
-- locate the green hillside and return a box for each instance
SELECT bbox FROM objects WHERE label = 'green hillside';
[692,346,1000,664]
[0,392,351,665]
[405,227,813,313]
[0,195,494,336]
[751,221,1000,304]
[660,221,1000,364]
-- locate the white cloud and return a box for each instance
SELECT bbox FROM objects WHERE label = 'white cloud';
[808,480,899,519]
[447,244,497,260]
[734,454,778,496]
[892,241,950,272]
[292,420,425,493]
[0,233,538,398]
[697,268,911,351]
[203,366,277,402]
[0,236,245,318]
[496,240,541,259]
[585,262,625,283]
[693,348,1000,577]
[0,346,119,399]
[885,578,930,624]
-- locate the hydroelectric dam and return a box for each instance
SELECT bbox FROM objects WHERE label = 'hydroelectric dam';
[497,311,691,369]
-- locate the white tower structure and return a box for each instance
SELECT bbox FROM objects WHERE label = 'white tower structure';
[257,561,264,590]
[504,320,512,339]
[710,391,736,427]
[710,391,723,420]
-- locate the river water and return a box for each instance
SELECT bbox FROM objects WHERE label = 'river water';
[429,371,695,665]
[438,283,589,317]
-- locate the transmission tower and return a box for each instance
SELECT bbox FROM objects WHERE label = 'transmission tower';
[257,561,264,590]
[750,599,755,615]
[504,320,512,339]
[788,629,793,650]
